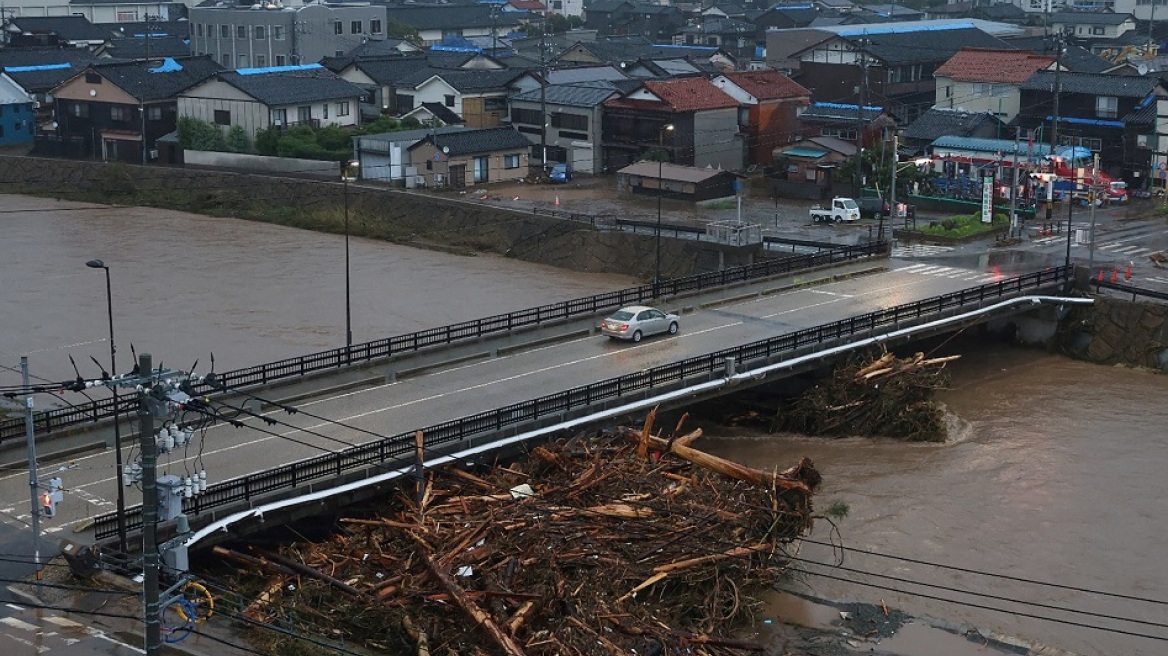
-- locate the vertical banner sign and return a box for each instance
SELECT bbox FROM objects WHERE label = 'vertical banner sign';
[981,171,995,224]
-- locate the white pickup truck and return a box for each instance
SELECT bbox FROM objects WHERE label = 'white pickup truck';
[810,197,861,224]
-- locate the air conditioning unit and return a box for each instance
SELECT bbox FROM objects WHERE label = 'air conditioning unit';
[273,119,283,126]
[149,149,159,160]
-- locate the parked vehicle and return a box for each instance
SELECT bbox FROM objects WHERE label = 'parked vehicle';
[857,197,890,219]
[809,198,860,223]
[549,162,572,183]
[600,306,679,342]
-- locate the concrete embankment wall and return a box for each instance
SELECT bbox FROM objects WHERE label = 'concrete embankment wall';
[0,156,758,281]
[1059,295,1168,371]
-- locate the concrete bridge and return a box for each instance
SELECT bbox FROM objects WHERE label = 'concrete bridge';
[0,248,1074,550]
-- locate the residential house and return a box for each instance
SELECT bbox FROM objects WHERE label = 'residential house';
[189,2,389,69]
[508,0,548,13]
[407,126,532,187]
[0,73,36,147]
[394,68,522,128]
[104,35,193,61]
[509,81,620,172]
[177,63,365,143]
[0,48,101,131]
[712,69,811,165]
[1017,71,1163,181]
[601,76,743,171]
[1048,12,1136,41]
[763,27,834,74]
[615,160,738,202]
[582,1,687,39]
[510,64,629,95]
[68,0,180,26]
[749,5,819,32]
[1001,36,1123,74]
[772,135,855,198]
[384,5,531,46]
[854,4,922,22]
[673,17,756,60]
[901,107,1005,154]
[933,47,1055,123]
[51,56,223,162]
[797,101,896,149]
[330,53,429,117]
[353,125,467,184]
[786,22,1010,123]
[968,3,1027,22]
[624,56,706,78]
[399,102,466,126]
[2,16,111,49]
[547,0,584,17]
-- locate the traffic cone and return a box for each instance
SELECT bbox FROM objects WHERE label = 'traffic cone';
[555,195,560,207]
[513,195,520,201]
[1097,270,1104,282]
[1111,268,1119,283]
[1125,264,1132,281]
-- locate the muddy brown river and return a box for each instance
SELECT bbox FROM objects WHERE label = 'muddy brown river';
[3,196,1165,654]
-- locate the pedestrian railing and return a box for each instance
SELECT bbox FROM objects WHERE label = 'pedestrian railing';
[1090,279,1168,302]
[1,242,884,444]
[92,265,1070,540]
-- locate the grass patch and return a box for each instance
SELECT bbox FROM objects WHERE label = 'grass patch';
[915,212,1009,238]
[702,199,738,210]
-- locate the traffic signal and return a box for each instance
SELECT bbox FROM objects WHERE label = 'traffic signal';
[41,477,63,518]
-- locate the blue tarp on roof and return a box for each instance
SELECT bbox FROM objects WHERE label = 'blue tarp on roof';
[651,44,718,51]
[431,44,482,53]
[814,101,883,112]
[237,63,322,76]
[147,58,182,73]
[782,148,830,158]
[3,63,72,72]
[1044,115,1124,128]
[930,136,1053,157]
[837,21,974,36]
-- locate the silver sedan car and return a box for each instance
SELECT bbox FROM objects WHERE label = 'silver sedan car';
[600,305,680,342]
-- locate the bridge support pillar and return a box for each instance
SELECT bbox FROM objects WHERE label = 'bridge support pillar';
[724,356,736,378]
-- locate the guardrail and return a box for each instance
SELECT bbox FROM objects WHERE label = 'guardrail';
[1090,279,1168,302]
[2,242,883,445]
[92,265,1070,539]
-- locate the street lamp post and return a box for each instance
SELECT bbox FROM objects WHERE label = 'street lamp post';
[85,259,127,552]
[342,159,360,352]
[655,124,674,297]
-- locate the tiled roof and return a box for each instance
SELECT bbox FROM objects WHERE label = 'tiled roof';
[105,36,193,60]
[842,26,1007,66]
[1021,70,1159,98]
[0,47,100,69]
[546,65,628,84]
[800,101,883,123]
[974,3,1025,20]
[414,68,523,93]
[559,36,656,63]
[617,161,731,182]
[508,0,547,9]
[1002,36,1115,74]
[935,48,1054,84]
[677,17,754,34]
[408,126,532,155]
[96,20,189,38]
[352,55,430,85]
[859,4,922,18]
[931,135,1051,157]
[604,76,738,112]
[769,6,819,26]
[385,5,525,30]
[512,81,620,106]
[419,102,465,124]
[903,107,1001,143]
[1050,11,1133,25]
[587,0,634,12]
[720,69,809,100]
[6,16,111,42]
[215,64,365,106]
[86,56,224,102]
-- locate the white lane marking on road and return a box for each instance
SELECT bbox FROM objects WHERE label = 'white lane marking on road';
[87,629,146,654]
[0,632,49,653]
[0,616,39,632]
[42,526,64,534]
[43,617,83,629]
[5,604,24,611]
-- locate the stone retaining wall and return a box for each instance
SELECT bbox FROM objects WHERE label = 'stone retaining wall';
[1060,295,1168,371]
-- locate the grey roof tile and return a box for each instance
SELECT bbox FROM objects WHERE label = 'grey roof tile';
[87,56,224,101]
[1021,70,1159,97]
[842,26,1007,66]
[903,107,1001,143]
[216,64,365,105]
[6,16,111,42]
[408,126,533,155]
[511,81,619,106]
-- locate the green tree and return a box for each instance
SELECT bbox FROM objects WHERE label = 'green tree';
[225,125,251,153]
[177,116,224,151]
[255,126,280,156]
[386,18,420,42]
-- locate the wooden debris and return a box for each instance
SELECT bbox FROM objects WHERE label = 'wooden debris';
[216,421,820,656]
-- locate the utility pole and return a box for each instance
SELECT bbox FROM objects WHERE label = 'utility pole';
[1010,128,1020,238]
[1088,152,1100,271]
[22,357,42,583]
[539,16,548,173]
[885,134,896,244]
[1065,167,1075,270]
[141,14,157,167]
[1048,32,1063,226]
[138,352,162,656]
[853,33,869,198]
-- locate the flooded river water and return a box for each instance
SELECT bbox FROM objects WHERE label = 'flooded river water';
[709,346,1168,655]
[3,196,1166,655]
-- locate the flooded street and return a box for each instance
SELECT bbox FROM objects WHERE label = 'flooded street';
[0,195,633,388]
[708,346,1168,655]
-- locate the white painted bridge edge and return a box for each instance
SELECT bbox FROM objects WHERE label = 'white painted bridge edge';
[184,294,1094,549]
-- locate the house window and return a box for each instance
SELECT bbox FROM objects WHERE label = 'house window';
[85,73,101,84]
[1096,96,1118,119]
[273,26,284,40]
[511,107,541,124]
[196,23,203,37]
[275,55,286,65]
[256,54,267,67]
[272,108,287,126]
[116,10,137,21]
[335,50,345,57]
[255,25,266,39]
[221,54,231,67]
[396,94,414,112]
[148,106,162,120]
[297,106,312,123]
[237,25,247,39]
[338,101,350,116]
[444,94,455,107]
[238,54,249,68]
[1137,134,1150,148]
[351,20,362,34]
[370,19,382,34]
[214,110,231,126]
[322,103,329,120]
[551,113,587,131]
[220,25,229,39]
[504,154,520,169]
[334,21,343,35]
[1092,26,1104,35]
[945,86,952,98]
[820,127,857,140]
[69,102,88,118]
[110,106,129,121]
[473,156,489,183]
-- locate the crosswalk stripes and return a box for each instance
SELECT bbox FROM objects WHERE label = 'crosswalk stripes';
[1144,276,1168,286]
[0,606,145,654]
[890,244,956,258]
[1027,234,1157,257]
[892,263,999,283]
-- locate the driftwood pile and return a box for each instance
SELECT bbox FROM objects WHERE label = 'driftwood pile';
[774,351,958,441]
[215,413,821,656]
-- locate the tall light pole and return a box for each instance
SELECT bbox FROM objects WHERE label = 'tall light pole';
[655,124,674,297]
[342,159,360,352]
[85,258,127,552]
